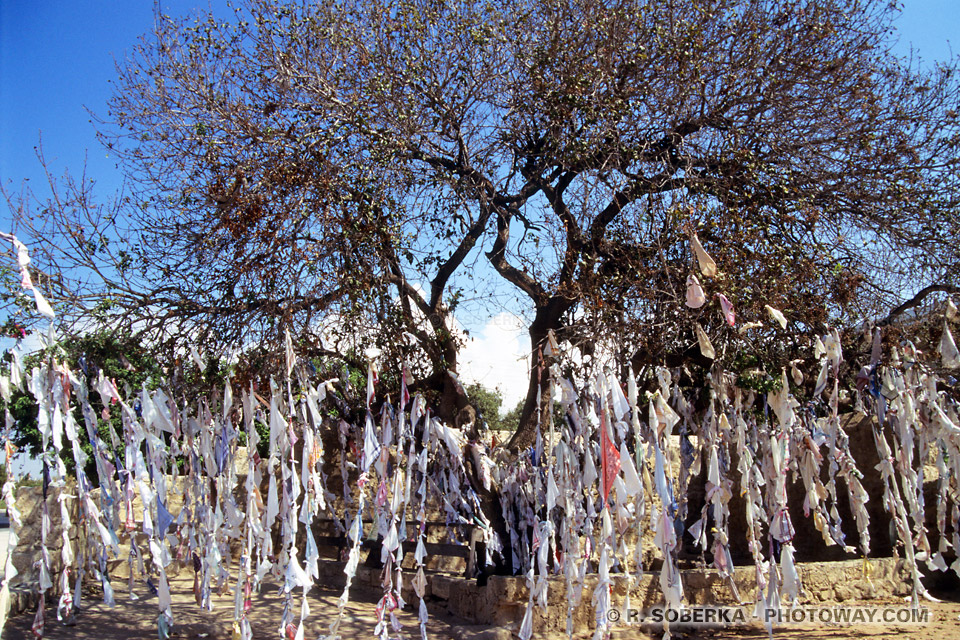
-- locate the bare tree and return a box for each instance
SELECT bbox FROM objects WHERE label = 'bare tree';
[7,0,960,448]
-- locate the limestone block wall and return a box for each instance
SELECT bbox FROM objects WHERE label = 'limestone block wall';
[430,557,914,636]
[9,485,75,594]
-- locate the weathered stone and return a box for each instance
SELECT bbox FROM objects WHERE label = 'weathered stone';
[432,575,453,599]
[421,557,914,636]
[450,625,514,640]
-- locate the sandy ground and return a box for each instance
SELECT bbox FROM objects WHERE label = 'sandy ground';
[2,570,465,640]
[662,592,960,640]
[2,571,960,639]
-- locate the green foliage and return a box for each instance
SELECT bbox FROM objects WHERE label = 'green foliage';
[731,352,783,394]
[236,418,270,462]
[466,383,504,430]
[1,330,167,482]
[500,400,524,432]
[464,385,557,434]
[15,475,41,488]
[4,388,40,465]
[735,370,782,395]
[478,395,556,434]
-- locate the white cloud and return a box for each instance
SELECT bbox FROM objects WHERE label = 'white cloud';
[458,312,530,414]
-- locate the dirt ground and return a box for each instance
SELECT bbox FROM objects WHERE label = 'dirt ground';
[3,575,960,640]
[664,590,960,640]
[1,572,464,640]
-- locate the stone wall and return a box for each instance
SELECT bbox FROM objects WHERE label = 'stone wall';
[311,555,913,637]
[4,458,473,605]
[430,557,914,636]
[10,485,75,594]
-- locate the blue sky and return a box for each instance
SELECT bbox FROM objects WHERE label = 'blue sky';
[0,2,957,475]
[0,1,245,200]
[1,1,957,221]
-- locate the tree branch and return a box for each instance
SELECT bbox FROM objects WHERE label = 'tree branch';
[485,204,545,304]
[878,283,960,326]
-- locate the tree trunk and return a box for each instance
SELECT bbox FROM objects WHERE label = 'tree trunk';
[507,300,570,452]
